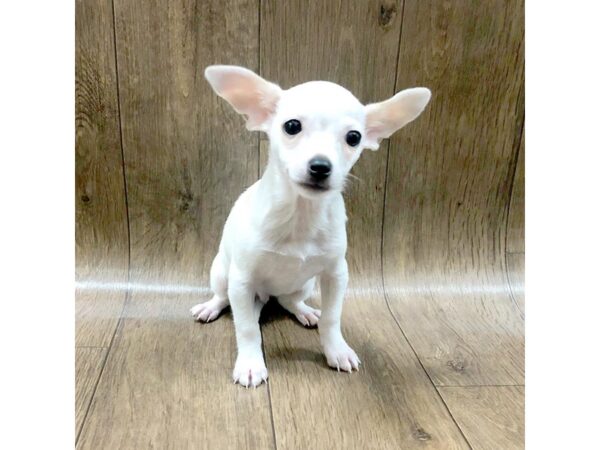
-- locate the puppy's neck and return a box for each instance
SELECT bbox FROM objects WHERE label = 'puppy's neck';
[256,154,335,245]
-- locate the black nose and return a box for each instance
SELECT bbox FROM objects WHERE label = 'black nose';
[308,157,332,181]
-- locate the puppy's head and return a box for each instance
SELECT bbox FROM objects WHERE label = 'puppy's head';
[205,65,431,198]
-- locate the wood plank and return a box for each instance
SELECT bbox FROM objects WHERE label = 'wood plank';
[75,347,107,437]
[76,284,128,347]
[507,132,525,253]
[383,0,525,386]
[260,1,468,447]
[76,0,129,346]
[114,0,260,285]
[507,253,525,314]
[439,386,524,450]
[261,0,402,277]
[261,290,469,449]
[77,293,274,450]
[78,1,273,448]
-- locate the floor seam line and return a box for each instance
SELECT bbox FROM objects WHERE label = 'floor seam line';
[381,280,474,449]
[260,326,279,450]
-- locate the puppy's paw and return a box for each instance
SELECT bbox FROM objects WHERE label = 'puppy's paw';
[324,340,361,372]
[293,302,321,327]
[233,355,268,388]
[190,296,228,322]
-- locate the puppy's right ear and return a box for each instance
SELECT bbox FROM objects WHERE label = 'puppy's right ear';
[205,65,282,131]
[363,88,431,150]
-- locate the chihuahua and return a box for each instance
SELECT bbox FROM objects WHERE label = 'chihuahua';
[191,65,431,387]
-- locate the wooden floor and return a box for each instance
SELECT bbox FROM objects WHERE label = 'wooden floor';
[75,254,524,450]
[76,1,524,448]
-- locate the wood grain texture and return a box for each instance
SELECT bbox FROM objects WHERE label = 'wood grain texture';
[507,132,525,253]
[261,0,403,277]
[439,386,525,450]
[261,293,469,450]
[77,1,273,448]
[76,0,129,346]
[115,0,260,285]
[75,0,525,447]
[75,347,107,437]
[507,253,525,314]
[382,0,525,386]
[260,2,468,447]
[76,285,127,347]
[77,293,274,450]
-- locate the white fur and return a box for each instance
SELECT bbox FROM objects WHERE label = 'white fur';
[191,65,431,387]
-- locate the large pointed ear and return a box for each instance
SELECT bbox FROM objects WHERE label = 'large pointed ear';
[204,65,282,131]
[363,88,431,150]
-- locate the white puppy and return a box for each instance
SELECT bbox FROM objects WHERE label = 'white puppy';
[190,66,431,387]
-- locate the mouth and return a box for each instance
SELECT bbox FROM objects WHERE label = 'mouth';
[297,181,330,192]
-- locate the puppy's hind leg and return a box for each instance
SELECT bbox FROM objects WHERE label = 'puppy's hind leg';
[277,278,321,327]
[190,251,230,322]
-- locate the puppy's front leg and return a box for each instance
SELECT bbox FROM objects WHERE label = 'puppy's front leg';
[228,268,268,387]
[319,259,361,372]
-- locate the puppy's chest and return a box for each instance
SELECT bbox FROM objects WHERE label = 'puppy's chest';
[260,216,343,260]
[253,250,331,296]
[253,232,340,294]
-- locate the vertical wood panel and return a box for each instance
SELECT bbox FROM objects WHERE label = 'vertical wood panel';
[77,1,273,448]
[261,0,402,278]
[117,0,260,284]
[383,0,525,386]
[260,1,468,447]
[75,0,129,346]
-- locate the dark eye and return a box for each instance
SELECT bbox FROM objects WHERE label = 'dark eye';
[345,130,362,147]
[283,119,302,135]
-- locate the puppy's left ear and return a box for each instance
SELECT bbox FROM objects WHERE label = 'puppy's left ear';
[205,65,282,131]
[363,88,431,150]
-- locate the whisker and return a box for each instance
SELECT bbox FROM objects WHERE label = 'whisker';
[344,173,363,190]
[346,173,362,183]
[341,173,363,194]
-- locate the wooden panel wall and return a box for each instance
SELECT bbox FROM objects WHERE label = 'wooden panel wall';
[75,2,129,435]
[76,0,128,282]
[262,0,399,278]
[76,0,525,448]
[260,1,469,447]
[383,0,525,386]
[77,1,277,448]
